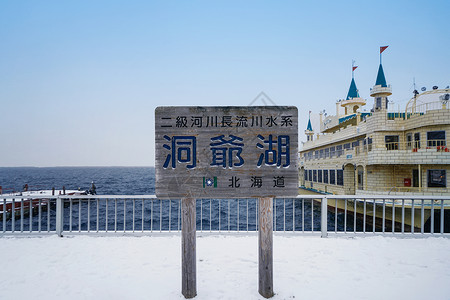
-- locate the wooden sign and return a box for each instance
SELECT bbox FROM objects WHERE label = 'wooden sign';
[155,106,298,199]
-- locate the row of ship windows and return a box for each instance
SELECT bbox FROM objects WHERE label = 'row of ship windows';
[385,130,446,150]
[303,138,373,161]
[304,169,446,188]
[304,169,344,186]
[408,169,447,188]
[303,131,447,160]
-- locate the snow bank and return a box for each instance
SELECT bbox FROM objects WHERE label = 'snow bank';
[0,235,449,299]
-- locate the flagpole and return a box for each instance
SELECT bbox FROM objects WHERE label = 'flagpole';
[380,46,388,65]
[352,60,354,78]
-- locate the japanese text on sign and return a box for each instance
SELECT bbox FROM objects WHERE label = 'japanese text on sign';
[155,106,298,198]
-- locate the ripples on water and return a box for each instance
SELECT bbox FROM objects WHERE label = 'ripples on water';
[0,167,155,195]
[1,167,360,232]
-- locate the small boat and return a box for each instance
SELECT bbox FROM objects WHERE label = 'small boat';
[0,184,94,220]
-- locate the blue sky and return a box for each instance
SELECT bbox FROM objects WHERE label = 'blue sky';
[1,0,449,166]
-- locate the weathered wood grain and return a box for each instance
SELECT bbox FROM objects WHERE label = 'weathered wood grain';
[182,197,197,298]
[155,106,298,199]
[258,197,274,298]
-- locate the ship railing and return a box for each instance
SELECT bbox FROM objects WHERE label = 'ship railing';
[373,186,450,195]
[383,140,448,152]
[405,100,450,118]
[1,195,449,237]
[302,144,373,161]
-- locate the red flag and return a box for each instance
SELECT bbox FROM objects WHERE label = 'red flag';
[380,46,389,54]
[352,66,358,71]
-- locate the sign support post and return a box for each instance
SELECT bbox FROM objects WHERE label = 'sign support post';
[258,197,274,298]
[182,197,197,299]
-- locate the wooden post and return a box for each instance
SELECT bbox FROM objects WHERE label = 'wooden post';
[182,197,197,298]
[258,197,274,298]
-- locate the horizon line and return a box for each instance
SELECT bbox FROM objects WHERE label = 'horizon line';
[0,165,156,168]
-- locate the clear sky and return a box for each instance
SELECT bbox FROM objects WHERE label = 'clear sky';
[1,0,449,167]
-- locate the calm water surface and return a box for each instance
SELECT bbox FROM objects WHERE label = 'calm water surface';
[1,167,360,232]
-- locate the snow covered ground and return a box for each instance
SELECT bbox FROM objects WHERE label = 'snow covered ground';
[1,234,449,300]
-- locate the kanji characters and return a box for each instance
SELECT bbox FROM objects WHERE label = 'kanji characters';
[163,135,197,169]
[210,135,244,168]
[256,134,290,168]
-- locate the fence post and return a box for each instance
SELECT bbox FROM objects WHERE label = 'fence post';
[259,197,274,298]
[56,197,64,237]
[321,197,328,238]
[182,197,197,298]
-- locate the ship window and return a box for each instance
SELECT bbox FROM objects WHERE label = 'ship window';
[414,133,421,149]
[412,169,419,187]
[336,170,344,186]
[367,137,373,151]
[323,170,329,184]
[427,170,446,188]
[313,170,317,182]
[427,131,446,147]
[330,146,336,157]
[325,148,330,158]
[336,145,343,157]
[329,170,336,185]
[318,170,323,183]
[406,133,413,150]
[385,135,399,150]
[357,169,364,190]
[308,170,312,181]
[376,97,382,109]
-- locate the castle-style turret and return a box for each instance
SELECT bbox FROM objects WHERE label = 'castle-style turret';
[340,63,366,115]
[305,113,314,142]
[370,46,392,111]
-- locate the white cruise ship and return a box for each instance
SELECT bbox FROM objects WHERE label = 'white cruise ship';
[299,49,450,196]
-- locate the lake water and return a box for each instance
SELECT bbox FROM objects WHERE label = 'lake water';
[0,167,355,232]
[0,167,155,195]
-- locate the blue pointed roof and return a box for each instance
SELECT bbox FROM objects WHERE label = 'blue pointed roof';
[375,64,387,87]
[306,118,313,131]
[346,78,360,100]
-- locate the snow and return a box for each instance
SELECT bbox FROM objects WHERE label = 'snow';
[1,234,449,300]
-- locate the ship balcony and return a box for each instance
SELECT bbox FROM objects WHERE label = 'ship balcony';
[367,140,450,165]
[370,84,392,97]
[301,144,372,162]
[301,140,450,164]
[384,140,448,151]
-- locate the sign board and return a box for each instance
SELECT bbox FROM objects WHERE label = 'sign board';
[155,106,298,198]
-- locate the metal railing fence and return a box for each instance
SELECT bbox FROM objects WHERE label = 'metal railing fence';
[406,100,450,117]
[1,195,449,237]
